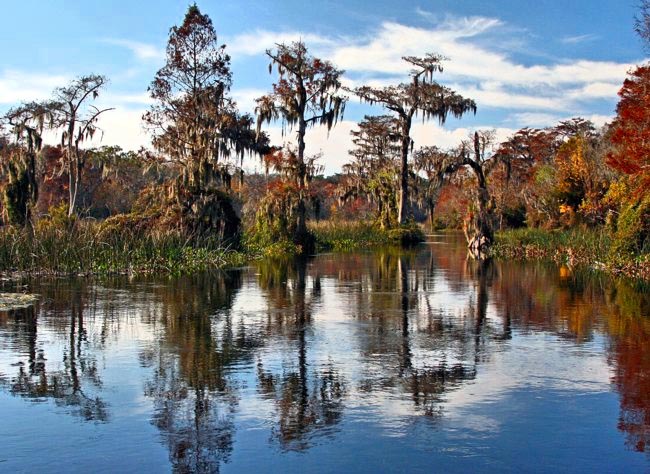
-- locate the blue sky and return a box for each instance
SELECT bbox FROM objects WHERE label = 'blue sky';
[0,0,645,174]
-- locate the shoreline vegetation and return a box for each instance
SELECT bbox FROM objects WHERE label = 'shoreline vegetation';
[0,218,425,278]
[1,5,649,284]
[491,228,650,282]
[1,216,648,284]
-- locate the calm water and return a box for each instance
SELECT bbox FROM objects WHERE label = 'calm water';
[1,233,649,473]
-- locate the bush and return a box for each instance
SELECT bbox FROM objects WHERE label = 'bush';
[609,197,650,261]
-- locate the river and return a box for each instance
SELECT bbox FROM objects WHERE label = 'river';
[0,233,649,473]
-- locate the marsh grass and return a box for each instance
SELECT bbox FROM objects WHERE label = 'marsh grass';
[492,227,650,280]
[310,220,425,251]
[0,218,246,276]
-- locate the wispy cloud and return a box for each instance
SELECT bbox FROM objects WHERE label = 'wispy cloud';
[507,112,613,128]
[226,30,337,57]
[561,34,599,44]
[102,38,165,60]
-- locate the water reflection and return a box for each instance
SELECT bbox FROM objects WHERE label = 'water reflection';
[0,282,108,422]
[255,258,346,451]
[140,272,245,473]
[0,234,649,472]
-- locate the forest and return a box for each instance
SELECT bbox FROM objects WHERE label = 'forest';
[0,4,648,279]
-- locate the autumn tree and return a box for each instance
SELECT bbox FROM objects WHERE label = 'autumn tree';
[340,115,401,229]
[144,4,267,240]
[253,147,324,245]
[608,65,650,198]
[255,41,346,242]
[492,127,559,227]
[348,54,476,225]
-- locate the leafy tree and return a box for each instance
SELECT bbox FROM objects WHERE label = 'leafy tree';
[146,5,244,188]
[348,54,476,225]
[143,4,266,240]
[2,102,53,224]
[608,65,650,199]
[256,41,346,242]
[340,115,401,229]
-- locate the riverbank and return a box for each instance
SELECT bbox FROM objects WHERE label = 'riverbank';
[0,219,424,277]
[0,220,247,277]
[491,228,650,281]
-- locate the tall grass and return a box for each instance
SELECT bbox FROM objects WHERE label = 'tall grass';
[310,220,424,251]
[492,227,650,280]
[492,228,611,262]
[0,218,246,276]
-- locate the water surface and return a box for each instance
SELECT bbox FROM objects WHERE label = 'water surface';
[1,233,649,473]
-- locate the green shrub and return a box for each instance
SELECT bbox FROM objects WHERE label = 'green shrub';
[609,197,650,261]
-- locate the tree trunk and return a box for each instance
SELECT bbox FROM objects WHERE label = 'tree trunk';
[464,169,494,259]
[397,117,412,225]
[296,115,307,239]
[68,156,76,217]
[464,134,494,259]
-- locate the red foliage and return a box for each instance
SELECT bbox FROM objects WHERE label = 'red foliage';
[608,65,650,197]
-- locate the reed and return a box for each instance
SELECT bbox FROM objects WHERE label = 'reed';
[492,228,649,280]
[310,220,424,251]
[0,217,246,276]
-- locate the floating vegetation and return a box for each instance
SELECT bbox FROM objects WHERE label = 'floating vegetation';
[0,292,39,311]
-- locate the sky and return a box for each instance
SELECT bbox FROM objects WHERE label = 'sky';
[0,0,645,175]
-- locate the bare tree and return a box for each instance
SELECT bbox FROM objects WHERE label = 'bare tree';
[50,75,113,216]
[636,0,650,49]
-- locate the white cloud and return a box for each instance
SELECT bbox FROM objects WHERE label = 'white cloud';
[568,82,621,100]
[232,88,266,115]
[102,39,165,60]
[108,92,154,106]
[0,70,68,104]
[90,108,150,150]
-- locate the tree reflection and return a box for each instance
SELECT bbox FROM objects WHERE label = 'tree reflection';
[343,248,499,418]
[140,272,250,473]
[255,257,346,451]
[606,281,650,453]
[0,283,108,422]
